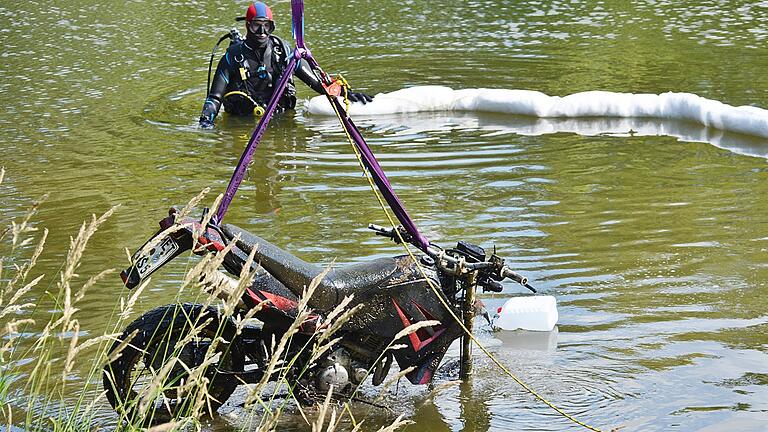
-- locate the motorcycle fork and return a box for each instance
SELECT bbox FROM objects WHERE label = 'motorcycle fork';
[459,273,478,380]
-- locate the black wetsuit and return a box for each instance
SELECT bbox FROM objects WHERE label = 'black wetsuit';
[200,35,324,124]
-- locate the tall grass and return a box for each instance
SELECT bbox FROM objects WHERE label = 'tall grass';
[0,168,413,431]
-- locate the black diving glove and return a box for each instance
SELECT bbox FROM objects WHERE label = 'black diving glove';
[199,99,219,129]
[347,91,374,104]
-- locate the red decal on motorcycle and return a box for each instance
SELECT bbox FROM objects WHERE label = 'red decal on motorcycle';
[259,291,298,311]
[196,235,224,252]
[411,301,446,345]
[411,301,439,336]
[406,352,440,385]
[411,301,436,319]
[415,367,433,384]
[392,298,446,352]
[246,287,267,306]
[392,298,421,351]
[197,236,224,252]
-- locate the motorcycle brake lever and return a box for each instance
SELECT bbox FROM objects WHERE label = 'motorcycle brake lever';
[367,224,413,244]
[368,223,392,237]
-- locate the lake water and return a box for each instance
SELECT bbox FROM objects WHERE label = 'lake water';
[1,0,767,431]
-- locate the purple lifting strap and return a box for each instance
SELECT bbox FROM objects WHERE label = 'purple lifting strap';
[291,0,305,49]
[325,96,430,251]
[216,0,430,252]
[216,54,299,223]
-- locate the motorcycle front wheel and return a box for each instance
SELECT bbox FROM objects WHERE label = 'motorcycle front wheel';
[103,303,244,425]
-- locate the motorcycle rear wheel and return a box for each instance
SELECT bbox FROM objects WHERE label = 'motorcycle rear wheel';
[103,303,244,425]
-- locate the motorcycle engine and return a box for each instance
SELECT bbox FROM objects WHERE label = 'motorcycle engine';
[314,348,367,393]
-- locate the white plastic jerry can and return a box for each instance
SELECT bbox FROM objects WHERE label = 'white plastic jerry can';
[494,296,558,332]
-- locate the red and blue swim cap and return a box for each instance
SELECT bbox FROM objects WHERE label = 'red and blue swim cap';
[246,2,273,22]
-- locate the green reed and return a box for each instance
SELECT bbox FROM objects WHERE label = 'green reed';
[1,168,412,431]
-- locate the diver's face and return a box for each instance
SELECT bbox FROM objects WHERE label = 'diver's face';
[247,19,273,40]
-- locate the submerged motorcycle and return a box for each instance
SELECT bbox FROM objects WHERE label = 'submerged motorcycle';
[102,0,536,423]
[102,207,532,422]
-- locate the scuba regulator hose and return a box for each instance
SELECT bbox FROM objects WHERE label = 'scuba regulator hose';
[207,29,244,96]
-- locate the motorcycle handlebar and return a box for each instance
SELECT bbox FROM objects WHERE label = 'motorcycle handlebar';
[368,223,536,292]
[501,268,527,285]
[502,267,537,293]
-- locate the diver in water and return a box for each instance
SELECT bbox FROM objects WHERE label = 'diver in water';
[199,1,373,128]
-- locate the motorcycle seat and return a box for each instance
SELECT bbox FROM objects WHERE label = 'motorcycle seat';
[221,224,400,308]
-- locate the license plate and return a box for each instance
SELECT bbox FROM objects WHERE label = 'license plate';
[133,235,179,279]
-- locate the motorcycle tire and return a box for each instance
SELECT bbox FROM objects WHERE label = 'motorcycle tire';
[103,303,244,425]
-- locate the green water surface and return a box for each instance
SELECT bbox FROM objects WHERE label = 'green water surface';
[1,1,768,431]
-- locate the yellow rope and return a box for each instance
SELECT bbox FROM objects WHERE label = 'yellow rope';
[337,74,351,113]
[325,95,603,432]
